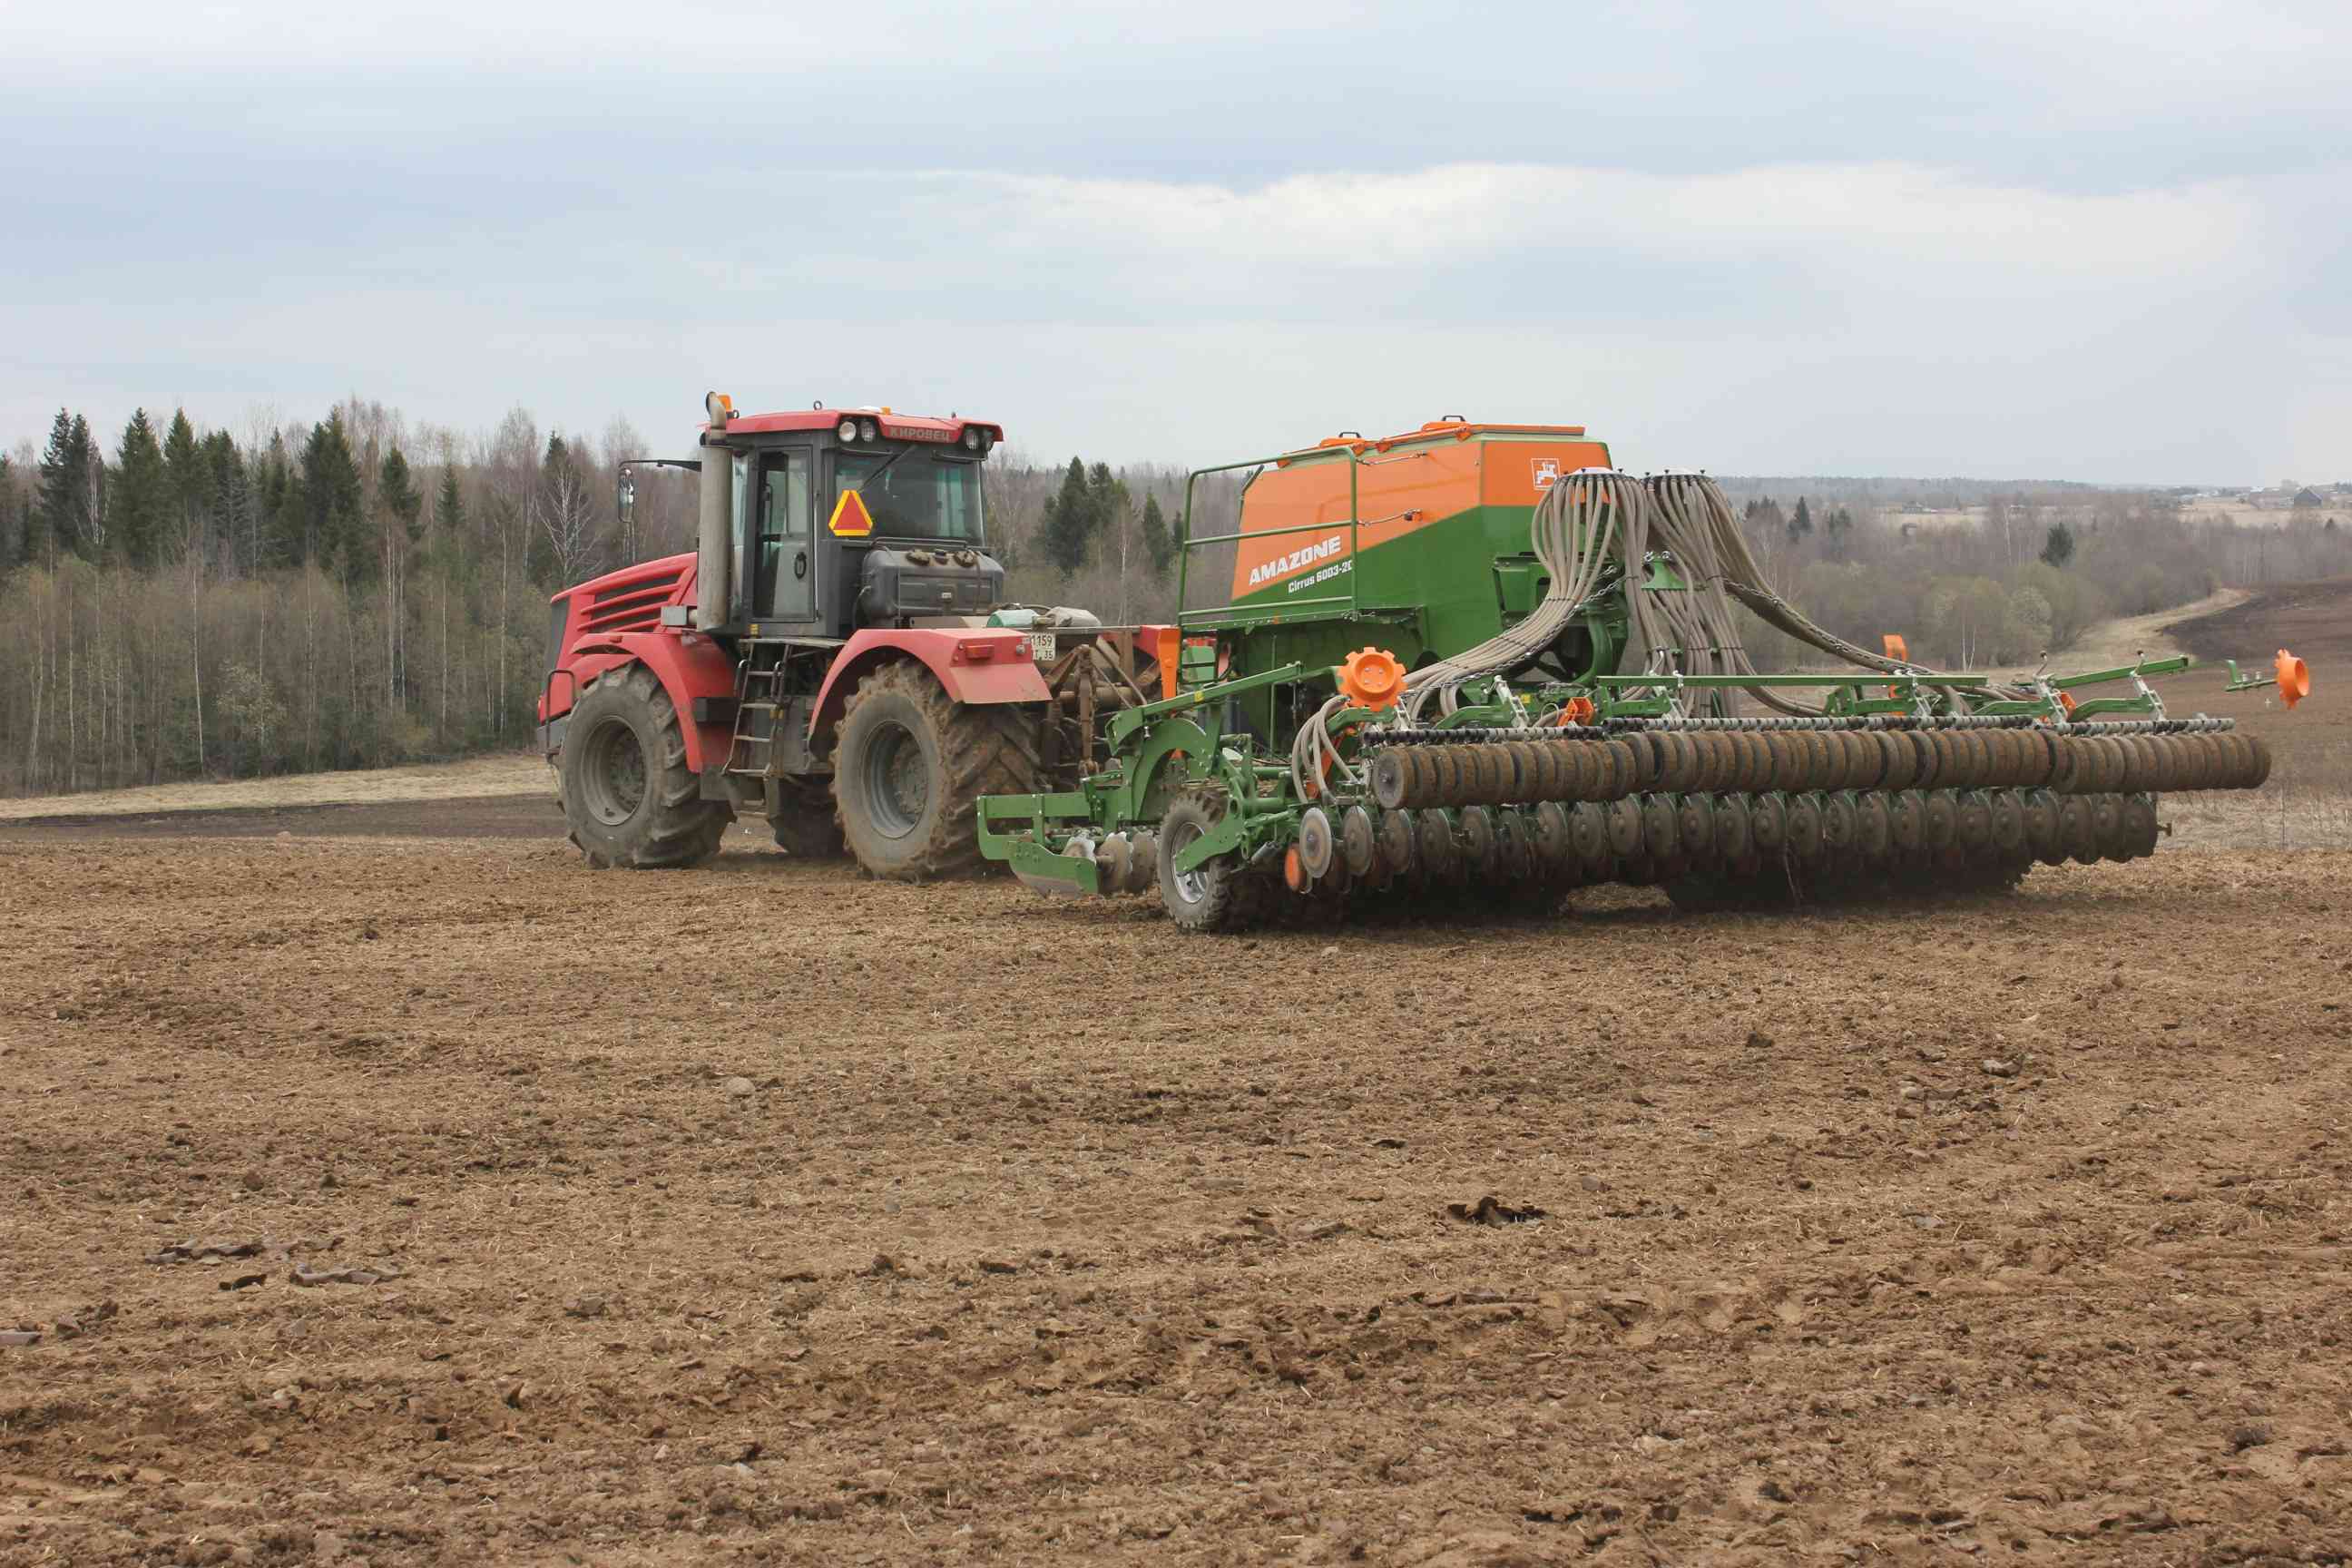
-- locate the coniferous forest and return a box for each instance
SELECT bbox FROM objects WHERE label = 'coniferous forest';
[1,398,2342,798]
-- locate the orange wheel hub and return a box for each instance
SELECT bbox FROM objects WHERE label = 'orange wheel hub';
[1338,646,1405,710]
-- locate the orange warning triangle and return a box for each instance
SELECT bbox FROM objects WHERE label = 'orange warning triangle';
[827,489,874,538]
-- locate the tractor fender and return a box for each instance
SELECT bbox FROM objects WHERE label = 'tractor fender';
[553,630,739,774]
[809,628,1051,751]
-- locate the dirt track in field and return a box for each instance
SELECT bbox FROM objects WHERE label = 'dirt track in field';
[4,583,2349,1566]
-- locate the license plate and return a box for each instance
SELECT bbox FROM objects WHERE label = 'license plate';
[1027,632,1056,661]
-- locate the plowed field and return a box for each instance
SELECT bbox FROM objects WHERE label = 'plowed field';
[3,588,2347,1566]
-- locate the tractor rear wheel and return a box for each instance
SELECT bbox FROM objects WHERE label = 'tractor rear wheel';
[833,660,1041,880]
[769,779,847,859]
[561,663,730,868]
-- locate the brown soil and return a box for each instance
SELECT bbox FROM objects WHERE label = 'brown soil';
[4,799,2349,1564]
[2,579,2346,1564]
[2155,578,2350,850]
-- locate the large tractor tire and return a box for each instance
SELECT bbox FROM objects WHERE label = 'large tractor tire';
[560,663,730,869]
[769,779,847,860]
[833,660,1041,880]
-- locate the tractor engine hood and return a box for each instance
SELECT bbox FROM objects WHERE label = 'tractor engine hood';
[857,544,1005,626]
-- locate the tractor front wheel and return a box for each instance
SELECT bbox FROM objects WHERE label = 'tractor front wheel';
[560,663,730,869]
[833,660,1040,879]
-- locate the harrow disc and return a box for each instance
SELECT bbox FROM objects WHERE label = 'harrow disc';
[1298,806,1337,879]
[2053,795,2092,863]
[1533,800,1576,879]
[1495,808,1535,881]
[1785,793,1824,860]
[1854,792,1891,860]
[1570,801,1609,865]
[1713,793,1753,861]
[1642,795,1681,859]
[1676,794,1717,861]
[1988,790,2026,855]
[1340,805,1377,877]
[1369,750,1411,811]
[2020,790,2058,859]
[2089,794,2125,861]
[1459,806,1500,877]
[1921,790,1957,853]
[1955,791,1994,853]
[1749,792,1787,856]
[1819,791,1857,856]
[1604,797,1644,858]
[1886,790,1923,856]
[1378,808,1420,884]
[2121,794,2160,858]
[1419,808,1462,883]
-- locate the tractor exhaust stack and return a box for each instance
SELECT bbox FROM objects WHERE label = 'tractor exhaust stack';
[695,392,735,631]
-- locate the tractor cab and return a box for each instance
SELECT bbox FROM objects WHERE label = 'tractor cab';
[622,397,1008,642]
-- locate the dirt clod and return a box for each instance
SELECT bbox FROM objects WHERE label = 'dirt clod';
[1447,1194,1547,1225]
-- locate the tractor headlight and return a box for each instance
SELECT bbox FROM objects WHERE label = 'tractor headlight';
[859,419,879,443]
[837,418,858,442]
[962,427,982,452]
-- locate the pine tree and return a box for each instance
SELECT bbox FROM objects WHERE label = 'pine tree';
[204,431,253,572]
[382,448,423,545]
[299,413,365,576]
[2040,521,2076,570]
[258,434,303,567]
[1040,456,1098,573]
[1825,506,1854,551]
[1788,495,1814,544]
[34,409,83,559]
[112,408,171,568]
[435,465,467,538]
[0,456,15,571]
[1139,492,1176,573]
[162,410,212,555]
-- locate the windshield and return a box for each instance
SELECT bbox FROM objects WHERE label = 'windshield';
[835,451,985,544]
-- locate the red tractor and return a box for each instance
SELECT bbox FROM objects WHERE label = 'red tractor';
[538,394,1172,877]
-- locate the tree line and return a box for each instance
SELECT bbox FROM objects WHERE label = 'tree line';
[0,399,667,797]
[3,398,2342,799]
[0,400,1217,799]
[1732,488,2350,671]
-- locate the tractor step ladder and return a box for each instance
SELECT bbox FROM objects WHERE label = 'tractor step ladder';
[725,645,789,776]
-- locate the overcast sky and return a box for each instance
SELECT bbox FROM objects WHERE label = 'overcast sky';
[5,1,2347,484]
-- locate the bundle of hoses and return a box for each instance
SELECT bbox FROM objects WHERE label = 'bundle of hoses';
[1640,473,2035,714]
[1290,468,1640,799]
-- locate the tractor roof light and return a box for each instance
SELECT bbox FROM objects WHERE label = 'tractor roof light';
[837,418,859,442]
[962,426,982,452]
[859,419,879,442]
